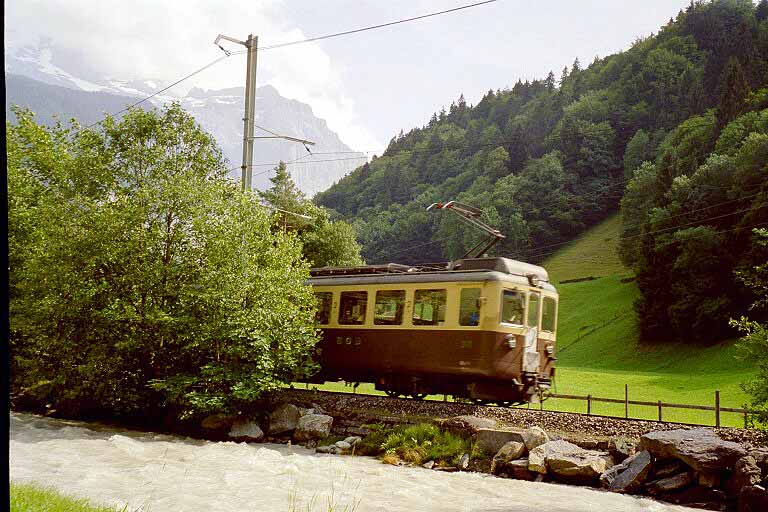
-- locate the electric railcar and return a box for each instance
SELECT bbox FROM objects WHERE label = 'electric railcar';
[308,256,558,404]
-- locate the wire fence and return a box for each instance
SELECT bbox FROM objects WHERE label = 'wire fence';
[537,387,754,428]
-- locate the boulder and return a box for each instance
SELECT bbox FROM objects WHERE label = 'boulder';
[422,460,435,470]
[228,419,264,442]
[648,472,693,494]
[739,485,768,512]
[440,416,498,437]
[728,456,762,497]
[201,414,236,431]
[639,428,747,473]
[335,441,352,451]
[528,439,610,484]
[491,441,527,475]
[316,445,335,454]
[751,449,768,473]
[608,437,637,463]
[269,404,301,435]
[458,453,470,471]
[293,414,333,441]
[522,426,549,451]
[600,450,652,493]
[506,458,536,481]
[475,428,525,456]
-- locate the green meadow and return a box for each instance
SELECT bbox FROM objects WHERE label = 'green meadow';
[538,215,755,427]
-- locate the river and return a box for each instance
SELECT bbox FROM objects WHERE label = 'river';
[10,413,694,511]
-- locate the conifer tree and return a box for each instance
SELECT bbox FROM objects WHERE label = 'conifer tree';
[716,57,750,129]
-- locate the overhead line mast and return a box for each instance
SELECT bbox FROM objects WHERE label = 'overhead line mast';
[214,34,315,192]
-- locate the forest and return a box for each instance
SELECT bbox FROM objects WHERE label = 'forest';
[316,0,768,343]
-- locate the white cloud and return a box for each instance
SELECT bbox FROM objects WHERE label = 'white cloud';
[5,0,381,151]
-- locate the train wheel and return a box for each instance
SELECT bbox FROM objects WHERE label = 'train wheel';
[410,393,428,400]
[385,390,401,398]
[472,399,489,406]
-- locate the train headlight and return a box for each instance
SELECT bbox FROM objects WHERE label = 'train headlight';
[545,344,554,355]
[504,334,516,349]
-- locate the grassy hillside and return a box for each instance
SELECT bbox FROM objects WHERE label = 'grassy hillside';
[542,215,756,426]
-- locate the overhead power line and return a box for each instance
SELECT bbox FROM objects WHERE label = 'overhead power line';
[239,1,499,53]
[70,1,499,138]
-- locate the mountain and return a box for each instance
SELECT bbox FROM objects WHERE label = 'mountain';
[5,56,364,196]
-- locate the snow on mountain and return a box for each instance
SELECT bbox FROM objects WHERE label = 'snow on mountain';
[5,48,364,196]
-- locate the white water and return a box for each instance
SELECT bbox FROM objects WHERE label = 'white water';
[10,413,694,512]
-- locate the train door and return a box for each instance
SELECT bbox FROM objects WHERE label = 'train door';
[523,291,541,374]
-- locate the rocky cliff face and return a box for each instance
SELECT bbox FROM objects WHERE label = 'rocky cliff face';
[5,67,364,196]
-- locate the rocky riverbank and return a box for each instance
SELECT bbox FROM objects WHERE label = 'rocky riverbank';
[195,390,768,511]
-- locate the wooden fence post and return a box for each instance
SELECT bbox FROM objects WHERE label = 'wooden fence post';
[744,404,748,429]
[658,401,662,422]
[587,394,592,415]
[715,390,720,428]
[624,384,628,419]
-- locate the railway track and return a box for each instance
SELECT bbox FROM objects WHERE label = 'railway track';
[278,387,766,446]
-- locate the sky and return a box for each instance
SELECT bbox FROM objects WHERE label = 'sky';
[6,0,693,155]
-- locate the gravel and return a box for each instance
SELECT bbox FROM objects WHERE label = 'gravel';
[275,389,767,447]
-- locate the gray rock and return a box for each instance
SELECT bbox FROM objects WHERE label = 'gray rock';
[605,450,652,494]
[507,458,536,481]
[739,485,768,512]
[335,441,352,451]
[475,428,525,456]
[728,456,762,497]
[608,437,637,463]
[639,428,747,473]
[298,407,315,416]
[458,453,470,471]
[293,414,333,441]
[491,441,527,475]
[522,426,549,451]
[528,439,609,483]
[648,472,693,493]
[422,460,435,470]
[316,445,334,454]
[343,436,362,446]
[201,414,235,431]
[228,419,264,442]
[440,416,498,437]
[269,404,301,435]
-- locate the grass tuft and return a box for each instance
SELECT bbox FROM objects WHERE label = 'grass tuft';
[11,482,127,512]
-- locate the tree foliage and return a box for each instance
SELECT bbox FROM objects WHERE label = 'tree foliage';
[9,104,319,420]
[732,229,768,426]
[258,162,364,267]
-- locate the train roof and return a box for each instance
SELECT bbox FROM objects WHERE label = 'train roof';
[309,257,555,292]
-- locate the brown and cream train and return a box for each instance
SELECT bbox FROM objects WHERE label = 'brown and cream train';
[307,256,558,404]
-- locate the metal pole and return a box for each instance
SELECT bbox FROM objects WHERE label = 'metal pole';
[241,34,258,191]
[624,384,628,419]
[715,390,720,428]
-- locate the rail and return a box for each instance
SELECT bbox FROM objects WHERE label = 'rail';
[544,387,754,428]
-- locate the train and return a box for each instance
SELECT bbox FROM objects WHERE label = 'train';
[305,201,558,405]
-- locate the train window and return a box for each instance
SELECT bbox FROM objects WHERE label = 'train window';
[314,292,333,325]
[542,297,557,333]
[339,291,368,325]
[501,290,524,325]
[459,288,481,326]
[374,290,405,325]
[527,292,540,328]
[413,289,446,325]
